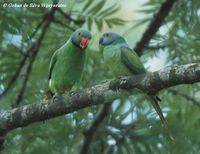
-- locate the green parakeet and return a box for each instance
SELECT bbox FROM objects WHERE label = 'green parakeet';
[99,32,173,139]
[48,28,92,95]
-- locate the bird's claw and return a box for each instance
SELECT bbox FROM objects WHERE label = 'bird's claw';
[100,79,109,84]
[69,91,75,95]
[52,94,63,103]
[118,75,124,79]
[109,80,120,91]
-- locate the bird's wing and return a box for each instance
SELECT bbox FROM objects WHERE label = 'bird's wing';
[48,51,57,80]
[120,46,146,74]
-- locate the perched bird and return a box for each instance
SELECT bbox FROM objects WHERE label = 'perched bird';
[99,32,173,140]
[48,28,92,96]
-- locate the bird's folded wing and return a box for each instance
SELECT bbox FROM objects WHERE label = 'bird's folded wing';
[120,46,146,74]
[48,51,57,80]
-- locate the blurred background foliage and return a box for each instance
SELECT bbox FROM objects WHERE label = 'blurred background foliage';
[0,0,200,153]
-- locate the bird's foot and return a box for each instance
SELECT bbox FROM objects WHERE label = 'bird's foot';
[100,79,112,84]
[109,76,125,91]
[109,81,120,91]
[43,90,54,101]
[52,93,63,103]
[69,91,75,95]
[118,75,124,79]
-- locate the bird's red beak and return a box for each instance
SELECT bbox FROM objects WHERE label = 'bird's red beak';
[80,38,89,48]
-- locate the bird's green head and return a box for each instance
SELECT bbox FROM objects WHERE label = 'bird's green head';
[71,28,92,49]
[99,32,125,48]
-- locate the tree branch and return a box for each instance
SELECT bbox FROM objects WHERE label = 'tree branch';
[53,18,75,31]
[0,63,199,135]
[134,0,176,56]
[80,103,111,154]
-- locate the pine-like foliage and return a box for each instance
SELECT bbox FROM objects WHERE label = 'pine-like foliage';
[0,0,200,153]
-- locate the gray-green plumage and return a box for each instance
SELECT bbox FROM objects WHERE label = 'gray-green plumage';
[99,32,173,139]
[48,28,91,94]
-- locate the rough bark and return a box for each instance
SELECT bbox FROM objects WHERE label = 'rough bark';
[0,63,199,135]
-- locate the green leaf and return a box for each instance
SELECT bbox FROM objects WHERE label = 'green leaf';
[95,19,103,31]
[97,3,119,17]
[105,19,113,28]
[131,18,150,29]
[81,0,93,13]
[87,18,93,30]
[86,0,106,15]
[110,18,125,25]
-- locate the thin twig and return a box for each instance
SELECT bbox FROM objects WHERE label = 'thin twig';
[105,124,136,154]
[0,7,57,151]
[53,18,75,31]
[26,13,49,42]
[13,8,57,107]
[0,49,31,99]
[0,11,50,99]
[134,0,176,56]
[80,103,111,154]
[57,8,85,25]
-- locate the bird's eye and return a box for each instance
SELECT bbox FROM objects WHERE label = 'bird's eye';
[78,32,81,36]
[104,33,109,37]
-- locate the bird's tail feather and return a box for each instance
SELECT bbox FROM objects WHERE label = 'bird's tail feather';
[149,95,174,141]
